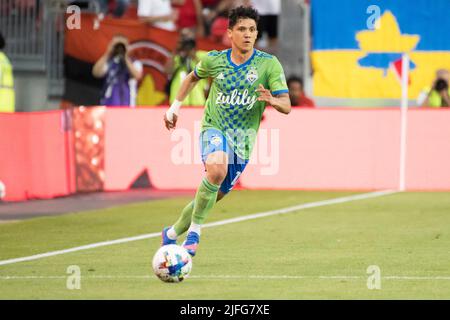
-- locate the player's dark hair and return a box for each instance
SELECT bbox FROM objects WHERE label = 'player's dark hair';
[0,31,5,50]
[287,76,304,88]
[228,6,259,29]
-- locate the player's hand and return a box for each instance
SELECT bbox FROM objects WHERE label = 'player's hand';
[164,113,178,130]
[256,84,273,105]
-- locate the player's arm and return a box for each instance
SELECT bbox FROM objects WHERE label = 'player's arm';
[261,57,291,114]
[164,71,201,130]
[256,84,291,114]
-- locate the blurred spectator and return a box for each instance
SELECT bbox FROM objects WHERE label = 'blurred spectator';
[252,0,280,54]
[138,0,178,31]
[209,15,230,45]
[165,30,209,106]
[172,0,205,37]
[287,76,315,108]
[205,0,250,45]
[69,0,129,17]
[202,0,230,35]
[98,0,131,18]
[0,31,15,113]
[69,1,130,29]
[92,35,143,107]
[418,69,450,108]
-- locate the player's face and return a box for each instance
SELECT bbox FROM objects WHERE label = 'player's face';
[228,18,258,53]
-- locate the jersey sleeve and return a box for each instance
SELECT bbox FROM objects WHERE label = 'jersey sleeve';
[194,51,214,79]
[268,57,289,96]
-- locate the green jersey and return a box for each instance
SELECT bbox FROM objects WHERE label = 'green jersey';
[194,48,288,160]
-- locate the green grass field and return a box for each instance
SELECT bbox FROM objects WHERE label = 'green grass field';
[1,190,450,299]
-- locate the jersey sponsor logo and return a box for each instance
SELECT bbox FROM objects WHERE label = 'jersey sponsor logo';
[216,89,258,110]
[246,67,258,84]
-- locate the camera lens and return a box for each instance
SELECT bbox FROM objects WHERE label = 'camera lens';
[112,43,126,57]
[435,79,448,91]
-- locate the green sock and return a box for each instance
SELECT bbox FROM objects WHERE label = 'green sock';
[173,200,194,236]
[192,177,220,225]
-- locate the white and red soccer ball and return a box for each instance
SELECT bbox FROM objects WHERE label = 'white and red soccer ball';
[152,244,192,283]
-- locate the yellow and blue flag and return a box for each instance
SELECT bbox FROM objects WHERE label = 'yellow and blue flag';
[311,0,450,99]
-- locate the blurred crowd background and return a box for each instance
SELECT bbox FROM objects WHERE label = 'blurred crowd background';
[2,0,450,202]
[0,0,449,113]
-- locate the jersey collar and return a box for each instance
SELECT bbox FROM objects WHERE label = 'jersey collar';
[227,48,256,69]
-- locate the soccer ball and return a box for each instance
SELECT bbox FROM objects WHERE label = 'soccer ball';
[152,244,192,283]
[0,181,5,200]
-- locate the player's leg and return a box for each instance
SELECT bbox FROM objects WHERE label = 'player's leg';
[162,129,228,247]
[183,151,228,256]
[216,190,226,202]
[168,190,226,243]
[192,151,228,221]
[169,200,195,239]
[183,151,249,256]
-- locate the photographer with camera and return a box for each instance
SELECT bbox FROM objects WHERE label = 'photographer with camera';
[418,69,450,108]
[92,35,143,107]
[164,30,209,106]
[98,0,130,18]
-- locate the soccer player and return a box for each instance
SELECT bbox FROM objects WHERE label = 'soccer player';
[162,6,291,256]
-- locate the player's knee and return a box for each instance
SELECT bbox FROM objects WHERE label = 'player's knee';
[205,152,228,184]
[206,164,227,185]
[205,151,228,166]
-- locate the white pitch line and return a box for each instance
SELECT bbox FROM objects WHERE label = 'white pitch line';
[0,233,161,267]
[0,190,397,267]
[193,275,450,281]
[202,190,397,229]
[1,275,450,281]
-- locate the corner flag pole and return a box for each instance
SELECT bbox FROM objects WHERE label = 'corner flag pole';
[399,53,409,191]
